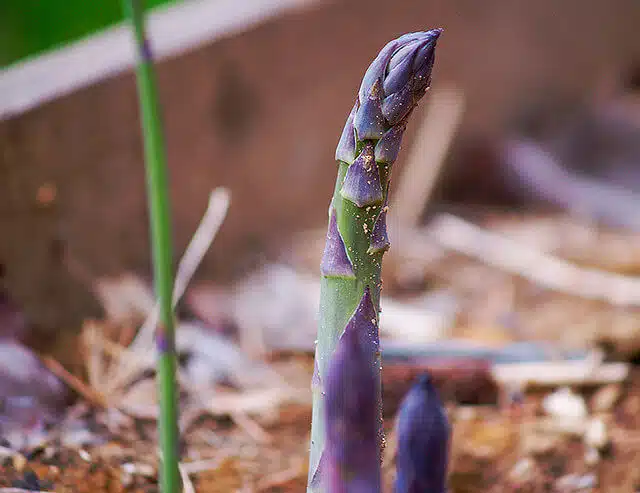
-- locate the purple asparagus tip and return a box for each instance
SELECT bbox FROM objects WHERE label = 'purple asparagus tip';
[394,373,450,493]
[324,293,381,492]
[335,29,442,226]
[359,29,441,130]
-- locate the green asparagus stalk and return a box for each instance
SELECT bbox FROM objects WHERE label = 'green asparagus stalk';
[308,30,442,492]
[121,1,181,492]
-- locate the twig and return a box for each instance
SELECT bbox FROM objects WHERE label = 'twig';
[428,213,640,306]
[178,464,197,493]
[492,360,629,388]
[256,458,305,491]
[41,356,107,408]
[231,412,273,444]
[392,85,465,228]
[106,187,230,392]
[132,187,232,352]
[177,385,305,432]
[100,336,138,361]
[180,455,231,475]
[84,322,105,393]
[208,388,308,415]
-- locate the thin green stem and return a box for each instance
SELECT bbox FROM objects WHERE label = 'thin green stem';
[121,1,181,492]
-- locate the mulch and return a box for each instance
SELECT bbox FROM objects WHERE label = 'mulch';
[1,364,640,492]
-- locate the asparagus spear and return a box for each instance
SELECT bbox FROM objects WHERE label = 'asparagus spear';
[308,29,442,492]
[121,1,181,491]
[394,374,450,493]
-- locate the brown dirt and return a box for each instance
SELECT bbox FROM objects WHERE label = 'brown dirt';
[1,366,640,492]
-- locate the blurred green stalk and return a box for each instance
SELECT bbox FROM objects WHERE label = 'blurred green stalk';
[121,1,181,492]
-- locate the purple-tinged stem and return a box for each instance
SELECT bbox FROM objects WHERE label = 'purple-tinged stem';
[309,29,442,492]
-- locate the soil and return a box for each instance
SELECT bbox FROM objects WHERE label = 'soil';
[1,365,639,492]
[4,212,640,492]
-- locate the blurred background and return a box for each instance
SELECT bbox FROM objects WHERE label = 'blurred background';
[0,0,171,67]
[1,0,638,335]
[2,1,640,489]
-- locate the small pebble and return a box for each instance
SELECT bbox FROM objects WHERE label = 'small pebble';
[556,472,597,491]
[61,428,102,448]
[455,406,477,421]
[43,446,57,462]
[584,447,600,465]
[509,457,535,482]
[584,417,609,450]
[121,462,155,477]
[543,387,587,419]
[121,471,133,488]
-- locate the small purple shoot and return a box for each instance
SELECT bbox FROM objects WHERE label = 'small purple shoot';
[394,373,450,493]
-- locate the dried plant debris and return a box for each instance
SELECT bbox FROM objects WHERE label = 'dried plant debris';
[5,201,640,492]
[0,342,69,450]
[3,370,640,492]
